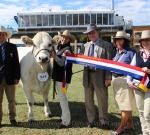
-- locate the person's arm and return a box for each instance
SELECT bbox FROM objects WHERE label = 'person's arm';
[127,54,139,90]
[51,50,70,67]
[105,42,113,87]
[54,55,66,66]
[13,45,20,84]
[126,54,136,83]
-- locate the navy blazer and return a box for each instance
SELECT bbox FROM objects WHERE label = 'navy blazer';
[0,42,20,85]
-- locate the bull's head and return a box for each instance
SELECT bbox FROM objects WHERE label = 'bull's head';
[21,32,56,64]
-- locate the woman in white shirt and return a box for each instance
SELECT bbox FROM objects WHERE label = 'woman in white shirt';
[127,30,150,135]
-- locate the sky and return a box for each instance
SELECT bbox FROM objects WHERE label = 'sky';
[0,0,150,29]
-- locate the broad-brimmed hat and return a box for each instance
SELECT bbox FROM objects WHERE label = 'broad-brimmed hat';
[114,31,130,41]
[135,30,150,42]
[0,26,12,39]
[83,24,99,34]
[60,30,75,43]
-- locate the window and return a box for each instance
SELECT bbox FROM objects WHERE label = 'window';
[23,15,30,27]
[67,14,72,25]
[61,14,66,26]
[85,14,90,24]
[18,16,24,27]
[91,14,96,24]
[97,14,102,25]
[103,14,108,25]
[43,15,49,26]
[37,15,42,26]
[73,14,78,25]
[109,13,114,25]
[55,14,60,26]
[79,14,84,25]
[49,15,54,26]
[30,15,36,27]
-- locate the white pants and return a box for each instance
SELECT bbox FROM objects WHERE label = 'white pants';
[134,89,150,135]
[56,81,70,126]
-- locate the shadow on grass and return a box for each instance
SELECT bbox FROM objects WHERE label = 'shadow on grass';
[12,101,124,130]
[12,101,142,134]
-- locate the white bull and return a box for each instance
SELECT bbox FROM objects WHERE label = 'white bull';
[17,32,55,122]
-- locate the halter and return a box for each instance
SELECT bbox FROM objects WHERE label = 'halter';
[31,45,52,58]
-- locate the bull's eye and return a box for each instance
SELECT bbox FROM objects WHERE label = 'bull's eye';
[48,44,51,47]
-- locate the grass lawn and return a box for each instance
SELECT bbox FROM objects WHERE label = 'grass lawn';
[0,64,142,135]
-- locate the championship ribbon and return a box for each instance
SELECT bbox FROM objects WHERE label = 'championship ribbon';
[62,53,150,93]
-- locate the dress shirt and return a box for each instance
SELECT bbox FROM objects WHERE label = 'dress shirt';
[89,38,100,57]
[113,47,136,75]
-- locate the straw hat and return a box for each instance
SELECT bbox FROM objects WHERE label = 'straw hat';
[114,31,130,41]
[0,26,12,39]
[83,24,99,34]
[136,30,150,42]
[60,30,75,43]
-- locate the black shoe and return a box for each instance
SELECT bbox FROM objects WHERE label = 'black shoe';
[102,124,110,130]
[58,123,67,129]
[10,119,17,126]
[87,122,94,128]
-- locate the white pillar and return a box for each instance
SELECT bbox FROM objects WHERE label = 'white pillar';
[111,0,114,10]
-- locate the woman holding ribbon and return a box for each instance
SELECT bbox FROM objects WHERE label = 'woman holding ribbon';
[127,30,150,135]
[111,31,136,135]
[51,30,75,128]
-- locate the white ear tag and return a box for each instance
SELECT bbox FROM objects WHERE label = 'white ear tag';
[37,72,49,82]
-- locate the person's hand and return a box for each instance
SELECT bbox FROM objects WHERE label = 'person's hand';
[14,79,19,85]
[50,50,56,58]
[142,67,150,74]
[64,50,71,55]
[127,81,139,90]
[105,79,111,87]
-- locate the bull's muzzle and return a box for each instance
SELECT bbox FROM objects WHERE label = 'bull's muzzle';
[39,57,49,63]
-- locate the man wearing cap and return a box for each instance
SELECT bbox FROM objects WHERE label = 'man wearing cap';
[81,24,113,129]
[51,30,75,128]
[0,26,20,126]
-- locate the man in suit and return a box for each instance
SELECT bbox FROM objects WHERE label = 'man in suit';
[81,24,113,129]
[0,26,20,126]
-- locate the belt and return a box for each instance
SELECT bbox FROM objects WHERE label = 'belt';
[88,69,96,73]
[112,72,125,77]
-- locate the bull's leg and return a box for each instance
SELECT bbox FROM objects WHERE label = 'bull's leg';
[23,85,35,122]
[42,84,52,118]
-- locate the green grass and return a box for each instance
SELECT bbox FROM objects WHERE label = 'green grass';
[0,64,142,135]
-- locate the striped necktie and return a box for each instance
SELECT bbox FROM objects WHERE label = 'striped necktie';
[89,44,95,70]
[89,44,94,57]
[0,45,5,61]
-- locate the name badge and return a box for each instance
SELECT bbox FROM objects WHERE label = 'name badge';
[37,72,49,82]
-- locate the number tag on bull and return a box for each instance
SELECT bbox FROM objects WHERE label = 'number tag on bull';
[38,72,49,82]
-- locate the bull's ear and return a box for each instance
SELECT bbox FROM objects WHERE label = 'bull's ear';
[52,39,57,46]
[21,36,34,46]
[58,31,61,35]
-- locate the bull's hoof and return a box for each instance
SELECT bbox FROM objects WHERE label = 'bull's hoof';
[49,114,53,118]
[28,119,35,123]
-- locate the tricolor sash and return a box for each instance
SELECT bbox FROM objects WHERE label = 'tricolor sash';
[62,53,150,92]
